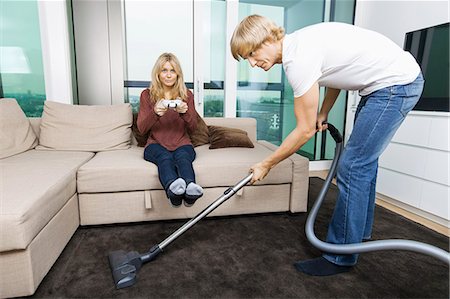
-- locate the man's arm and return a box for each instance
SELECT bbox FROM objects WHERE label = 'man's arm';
[317,87,341,131]
[250,82,320,183]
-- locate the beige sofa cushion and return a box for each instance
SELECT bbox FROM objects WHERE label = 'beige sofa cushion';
[0,99,37,159]
[0,150,94,251]
[37,101,132,152]
[77,143,293,193]
[77,146,159,193]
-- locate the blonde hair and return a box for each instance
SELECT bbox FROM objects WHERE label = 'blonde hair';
[149,53,188,103]
[230,15,285,61]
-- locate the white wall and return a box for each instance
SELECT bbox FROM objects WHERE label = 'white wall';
[71,0,124,105]
[353,0,449,227]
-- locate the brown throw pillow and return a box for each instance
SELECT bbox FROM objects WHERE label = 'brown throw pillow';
[132,113,148,147]
[208,125,254,149]
[189,113,210,147]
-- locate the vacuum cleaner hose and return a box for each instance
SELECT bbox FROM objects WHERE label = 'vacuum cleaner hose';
[305,124,450,265]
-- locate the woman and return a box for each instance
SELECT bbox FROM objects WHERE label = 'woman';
[137,53,203,207]
[230,15,424,276]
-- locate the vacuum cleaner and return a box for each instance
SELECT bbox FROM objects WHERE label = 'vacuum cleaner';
[108,124,449,289]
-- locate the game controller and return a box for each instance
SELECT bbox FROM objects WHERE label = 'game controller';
[161,99,183,108]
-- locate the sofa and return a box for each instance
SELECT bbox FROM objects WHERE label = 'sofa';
[0,99,309,298]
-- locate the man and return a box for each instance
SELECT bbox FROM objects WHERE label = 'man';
[230,15,423,276]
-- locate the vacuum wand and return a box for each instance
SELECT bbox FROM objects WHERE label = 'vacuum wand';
[108,173,253,289]
[157,173,253,250]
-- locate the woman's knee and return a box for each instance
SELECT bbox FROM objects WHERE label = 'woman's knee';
[174,145,196,162]
[144,144,171,163]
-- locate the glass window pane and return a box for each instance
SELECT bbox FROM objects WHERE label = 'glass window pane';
[204,89,224,117]
[237,90,282,143]
[126,87,144,114]
[0,0,46,117]
[333,0,355,23]
[237,2,284,148]
[123,0,226,117]
[123,0,193,83]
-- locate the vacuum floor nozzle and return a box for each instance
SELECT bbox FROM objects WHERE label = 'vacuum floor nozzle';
[108,245,162,289]
[108,250,142,289]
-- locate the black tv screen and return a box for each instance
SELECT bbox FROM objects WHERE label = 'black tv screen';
[404,22,449,112]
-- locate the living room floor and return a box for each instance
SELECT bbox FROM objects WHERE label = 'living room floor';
[309,170,449,237]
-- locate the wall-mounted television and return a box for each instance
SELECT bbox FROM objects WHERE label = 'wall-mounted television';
[404,22,449,112]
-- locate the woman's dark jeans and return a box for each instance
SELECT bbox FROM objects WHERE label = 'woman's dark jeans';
[144,144,196,192]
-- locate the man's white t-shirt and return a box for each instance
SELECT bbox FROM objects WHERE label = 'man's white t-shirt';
[282,22,421,98]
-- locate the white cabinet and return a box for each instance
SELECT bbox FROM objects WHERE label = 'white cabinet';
[377,112,450,225]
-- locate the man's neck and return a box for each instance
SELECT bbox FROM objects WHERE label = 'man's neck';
[276,37,284,64]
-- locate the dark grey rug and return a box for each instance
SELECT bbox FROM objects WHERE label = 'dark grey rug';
[30,178,449,298]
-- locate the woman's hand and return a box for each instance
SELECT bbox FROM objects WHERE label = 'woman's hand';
[154,100,168,116]
[176,101,188,114]
[316,112,328,132]
[249,161,271,184]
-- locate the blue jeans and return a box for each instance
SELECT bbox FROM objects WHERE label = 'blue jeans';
[144,144,196,191]
[323,73,424,266]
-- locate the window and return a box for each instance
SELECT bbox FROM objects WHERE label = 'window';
[123,0,227,117]
[0,0,46,117]
[123,0,193,113]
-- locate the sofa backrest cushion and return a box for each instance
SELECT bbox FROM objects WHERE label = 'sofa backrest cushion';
[0,98,38,159]
[36,101,132,152]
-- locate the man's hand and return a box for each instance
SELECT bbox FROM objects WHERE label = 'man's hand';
[176,101,188,114]
[316,112,328,132]
[249,161,271,184]
[154,100,168,116]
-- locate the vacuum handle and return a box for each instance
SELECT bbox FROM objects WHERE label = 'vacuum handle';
[325,123,343,144]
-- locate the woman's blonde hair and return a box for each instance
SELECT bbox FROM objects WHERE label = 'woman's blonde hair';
[149,52,188,103]
[230,14,285,61]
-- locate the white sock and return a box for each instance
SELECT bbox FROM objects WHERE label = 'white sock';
[169,178,186,195]
[186,182,203,196]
